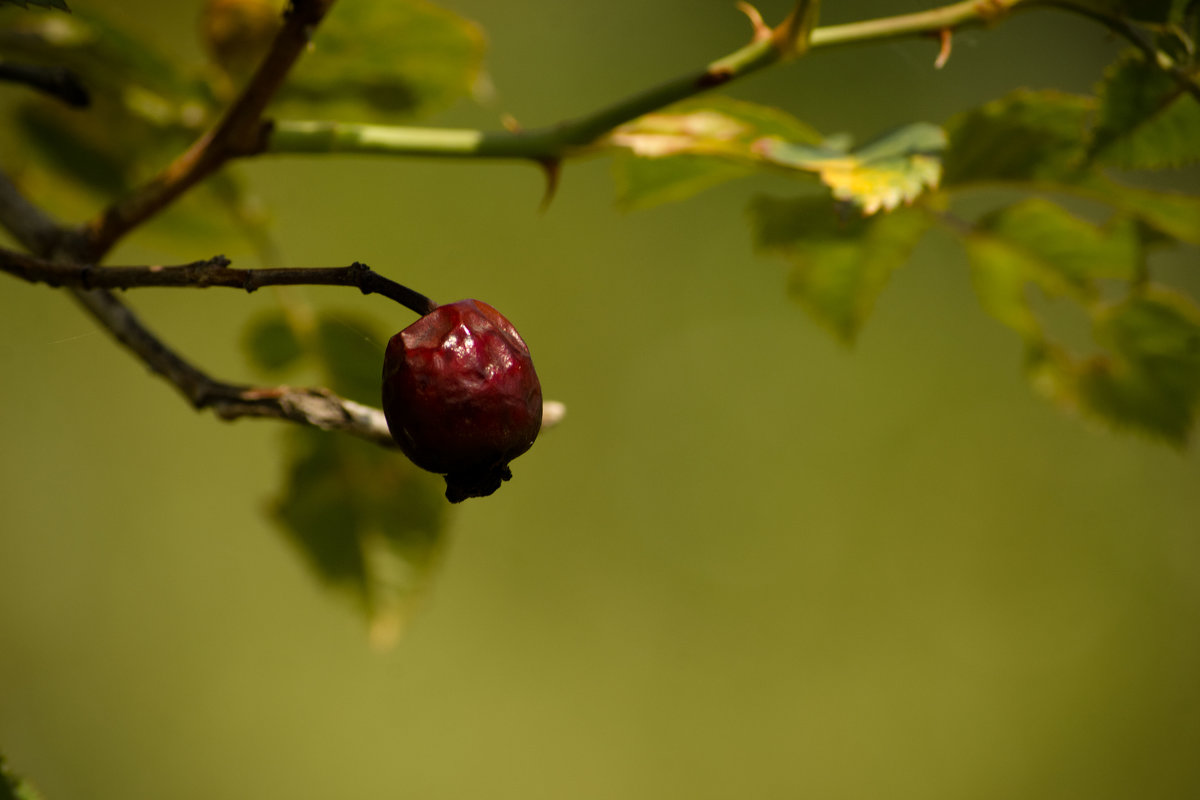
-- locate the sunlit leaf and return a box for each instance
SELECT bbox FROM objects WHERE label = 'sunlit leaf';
[274,428,448,648]
[281,0,486,121]
[1090,50,1200,169]
[942,89,1094,185]
[749,194,933,342]
[613,154,752,211]
[610,96,821,210]
[755,122,945,214]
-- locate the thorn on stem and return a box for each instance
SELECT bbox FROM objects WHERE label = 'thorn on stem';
[735,2,772,43]
[770,0,820,60]
[537,158,562,212]
[934,28,952,69]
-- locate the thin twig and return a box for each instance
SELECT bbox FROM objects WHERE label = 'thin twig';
[0,0,419,452]
[80,0,338,261]
[0,249,439,316]
[68,286,399,445]
[1026,0,1200,102]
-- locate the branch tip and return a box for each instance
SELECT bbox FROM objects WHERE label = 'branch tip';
[771,0,821,58]
[735,2,772,42]
[934,27,953,68]
[537,158,562,213]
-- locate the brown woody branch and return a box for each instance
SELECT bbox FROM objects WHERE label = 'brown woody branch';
[0,178,403,445]
[0,249,439,316]
[69,285,400,446]
[0,2,416,448]
[79,0,338,262]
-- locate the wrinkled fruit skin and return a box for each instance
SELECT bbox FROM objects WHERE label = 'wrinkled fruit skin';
[382,299,542,503]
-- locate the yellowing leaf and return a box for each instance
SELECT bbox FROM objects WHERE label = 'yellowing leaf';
[610,97,821,210]
[608,110,749,157]
[753,122,945,214]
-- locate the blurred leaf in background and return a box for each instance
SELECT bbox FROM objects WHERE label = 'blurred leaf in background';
[2,2,1200,799]
[1088,51,1200,169]
[279,0,486,121]
[275,426,447,649]
[1,9,213,196]
[609,96,822,210]
[0,755,42,800]
[244,307,449,647]
[610,99,943,215]
[748,194,933,343]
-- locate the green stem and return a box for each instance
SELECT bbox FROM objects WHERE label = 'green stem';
[267,0,1028,162]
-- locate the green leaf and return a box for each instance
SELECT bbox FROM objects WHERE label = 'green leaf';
[0,0,69,10]
[1079,290,1200,443]
[963,198,1143,336]
[242,309,389,403]
[243,311,304,374]
[314,311,388,405]
[0,9,197,97]
[274,428,448,648]
[749,194,933,342]
[1080,178,1200,244]
[1086,0,1181,24]
[13,105,129,193]
[0,755,43,800]
[613,154,752,211]
[1089,51,1200,169]
[2,10,213,194]
[611,101,943,214]
[942,89,1094,185]
[610,96,822,210]
[280,0,486,121]
[755,122,945,214]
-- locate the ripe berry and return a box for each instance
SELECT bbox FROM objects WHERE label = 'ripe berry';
[382,299,542,502]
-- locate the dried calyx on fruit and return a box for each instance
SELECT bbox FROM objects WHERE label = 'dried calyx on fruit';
[382,299,542,502]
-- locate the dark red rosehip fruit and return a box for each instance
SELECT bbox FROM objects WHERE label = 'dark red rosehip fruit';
[382,299,542,502]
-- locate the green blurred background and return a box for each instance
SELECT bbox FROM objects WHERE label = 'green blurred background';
[3,1,1199,798]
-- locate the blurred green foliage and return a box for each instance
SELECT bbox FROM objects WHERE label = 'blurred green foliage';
[280,0,485,120]
[2,1,1199,799]
[243,306,448,644]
